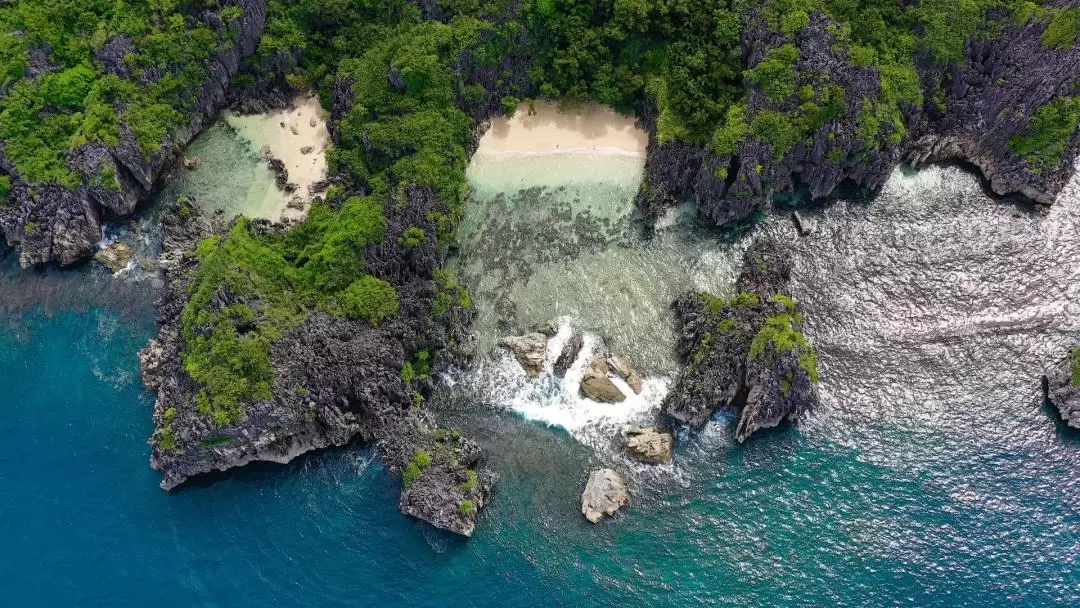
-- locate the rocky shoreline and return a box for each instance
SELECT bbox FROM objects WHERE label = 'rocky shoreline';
[0,0,269,268]
[663,238,819,441]
[637,12,1080,229]
[140,195,492,536]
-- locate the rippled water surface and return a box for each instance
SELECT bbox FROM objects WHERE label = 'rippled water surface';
[1,116,1079,605]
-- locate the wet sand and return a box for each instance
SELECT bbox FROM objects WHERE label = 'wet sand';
[224,95,330,221]
[475,101,647,158]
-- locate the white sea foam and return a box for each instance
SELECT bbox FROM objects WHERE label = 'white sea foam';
[464,319,670,451]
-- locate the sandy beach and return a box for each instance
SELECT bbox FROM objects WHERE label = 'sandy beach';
[225,95,330,221]
[474,100,647,158]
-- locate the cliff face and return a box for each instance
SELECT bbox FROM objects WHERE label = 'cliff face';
[639,10,1080,227]
[0,0,268,268]
[663,238,819,441]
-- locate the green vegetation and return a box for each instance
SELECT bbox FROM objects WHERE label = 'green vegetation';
[0,1,240,187]
[461,469,478,492]
[1009,96,1080,173]
[749,294,819,383]
[402,450,433,488]
[1071,348,1080,386]
[458,499,476,517]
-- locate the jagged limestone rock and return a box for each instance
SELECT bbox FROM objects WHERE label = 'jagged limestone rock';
[94,242,133,273]
[580,358,625,403]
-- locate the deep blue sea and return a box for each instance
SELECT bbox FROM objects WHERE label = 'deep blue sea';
[2,120,1080,605]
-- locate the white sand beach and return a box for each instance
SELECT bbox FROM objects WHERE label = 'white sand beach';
[225,94,330,221]
[475,100,647,158]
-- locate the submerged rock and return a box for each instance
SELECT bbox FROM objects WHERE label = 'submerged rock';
[94,242,133,273]
[663,237,819,441]
[1042,360,1080,429]
[183,157,199,170]
[554,333,584,377]
[580,358,625,403]
[581,469,629,523]
[499,332,548,376]
[623,426,673,464]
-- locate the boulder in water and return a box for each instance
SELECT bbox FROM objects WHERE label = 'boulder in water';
[623,426,673,463]
[606,355,643,394]
[532,319,559,337]
[499,332,548,376]
[94,242,133,273]
[554,333,584,377]
[183,156,199,170]
[581,468,629,523]
[580,358,625,403]
[792,211,816,236]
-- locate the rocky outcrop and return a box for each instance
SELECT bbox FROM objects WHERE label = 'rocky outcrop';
[0,0,269,268]
[93,242,133,273]
[399,430,495,537]
[554,333,583,377]
[639,10,1080,229]
[581,468,629,523]
[663,237,819,441]
[580,358,626,403]
[499,332,548,376]
[141,187,493,536]
[606,355,643,394]
[1042,360,1080,429]
[623,426,673,464]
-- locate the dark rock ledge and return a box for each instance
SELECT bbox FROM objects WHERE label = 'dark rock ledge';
[140,198,492,537]
[663,237,819,441]
[1042,359,1080,430]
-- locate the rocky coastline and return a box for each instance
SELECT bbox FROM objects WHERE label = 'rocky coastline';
[1042,357,1080,430]
[140,194,492,536]
[637,12,1080,228]
[0,0,269,268]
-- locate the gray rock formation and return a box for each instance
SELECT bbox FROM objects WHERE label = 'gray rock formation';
[141,187,493,536]
[554,333,583,377]
[623,426,673,464]
[663,237,818,441]
[580,358,626,403]
[607,355,643,394]
[581,468,629,523]
[1043,363,1080,430]
[399,431,494,537]
[792,211,816,236]
[499,332,548,376]
[93,242,133,273]
[0,0,268,268]
[637,11,1080,231]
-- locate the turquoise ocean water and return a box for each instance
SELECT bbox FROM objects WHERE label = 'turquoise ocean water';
[1,122,1079,606]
